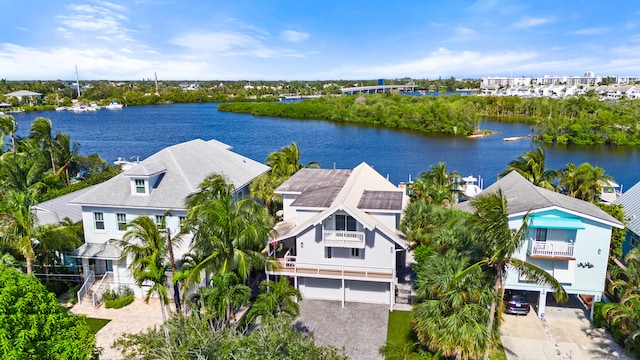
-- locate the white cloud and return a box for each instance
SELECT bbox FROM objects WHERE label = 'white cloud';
[568,27,607,35]
[513,17,554,29]
[280,30,309,43]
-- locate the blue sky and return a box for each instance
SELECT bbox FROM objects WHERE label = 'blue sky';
[2,0,640,80]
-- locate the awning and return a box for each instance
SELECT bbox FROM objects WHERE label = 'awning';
[529,216,585,230]
[70,243,121,259]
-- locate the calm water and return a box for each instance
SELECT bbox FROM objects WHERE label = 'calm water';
[10,103,640,191]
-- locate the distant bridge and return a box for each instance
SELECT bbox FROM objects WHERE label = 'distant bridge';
[341,84,418,95]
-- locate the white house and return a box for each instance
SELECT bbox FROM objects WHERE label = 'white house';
[266,163,409,309]
[69,139,269,298]
[456,171,624,318]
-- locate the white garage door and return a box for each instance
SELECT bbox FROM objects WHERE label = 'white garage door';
[348,280,389,304]
[302,278,342,300]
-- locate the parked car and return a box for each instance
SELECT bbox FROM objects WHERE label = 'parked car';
[504,291,531,315]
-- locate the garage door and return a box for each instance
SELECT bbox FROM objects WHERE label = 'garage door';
[301,278,342,300]
[348,280,389,304]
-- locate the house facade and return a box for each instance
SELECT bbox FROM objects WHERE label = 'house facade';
[69,139,269,298]
[266,163,409,309]
[457,171,624,317]
[614,180,640,257]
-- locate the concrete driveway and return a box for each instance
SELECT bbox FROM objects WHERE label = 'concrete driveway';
[294,300,389,360]
[501,295,630,360]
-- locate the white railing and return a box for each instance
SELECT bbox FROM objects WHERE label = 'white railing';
[528,240,575,258]
[92,272,113,307]
[77,270,95,304]
[269,257,394,280]
[323,230,365,248]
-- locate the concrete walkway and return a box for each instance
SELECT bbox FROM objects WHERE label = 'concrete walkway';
[295,300,389,360]
[500,296,631,360]
[70,298,170,360]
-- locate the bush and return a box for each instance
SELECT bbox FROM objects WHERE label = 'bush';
[593,302,605,328]
[105,295,134,309]
[101,285,134,308]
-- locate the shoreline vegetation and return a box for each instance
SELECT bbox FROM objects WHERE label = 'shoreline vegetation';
[219,94,640,146]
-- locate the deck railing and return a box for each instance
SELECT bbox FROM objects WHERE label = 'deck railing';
[323,230,365,248]
[269,256,394,280]
[92,272,113,306]
[77,270,95,304]
[528,240,575,258]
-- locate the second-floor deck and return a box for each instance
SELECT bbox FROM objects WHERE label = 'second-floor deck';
[323,230,366,248]
[267,255,394,281]
[528,240,575,260]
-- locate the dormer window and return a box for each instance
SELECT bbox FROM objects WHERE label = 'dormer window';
[135,179,146,194]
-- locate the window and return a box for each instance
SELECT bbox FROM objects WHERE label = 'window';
[135,179,146,194]
[336,214,357,231]
[116,213,127,231]
[535,228,547,242]
[325,247,332,259]
[94,212,104,230]
[632,235,640,247]
[351,248,361,258]
[155,215,165,229]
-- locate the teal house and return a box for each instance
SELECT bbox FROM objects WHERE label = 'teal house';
[457,171,623,319]
[614,180,640,257]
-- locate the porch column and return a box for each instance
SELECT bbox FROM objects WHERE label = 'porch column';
[390,281,395,311]
[538,289,547,318]
[341,278,345,308]
[294,276,298,303]
[591,293,601,321]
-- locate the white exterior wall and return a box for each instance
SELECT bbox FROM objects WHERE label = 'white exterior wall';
[368,212,398,230]
[296,209,322,226]
[282,194,297,220]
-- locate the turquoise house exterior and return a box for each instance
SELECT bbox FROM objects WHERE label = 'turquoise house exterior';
[614,180,640,258]
[457,171,623,318]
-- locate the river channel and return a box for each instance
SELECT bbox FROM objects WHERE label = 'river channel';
[11,102,640,191]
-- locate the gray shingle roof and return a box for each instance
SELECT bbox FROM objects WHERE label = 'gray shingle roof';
[456,171,623,227]
[70,243,121,259]
[277,168,351,208]
[614,180,640,234]
[358,190,403,210]
[33,185,97,225]
[70,139,269,210]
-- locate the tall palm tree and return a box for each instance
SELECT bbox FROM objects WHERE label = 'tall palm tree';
[0,143,47,193]
[500,147,557,190]
[559,162,614,203]
[409,162,461,206]
[189,272,250,328]
[0,115,17,153]
[51,132,79,185]
[29,117,56,173]
[456,190,567,359]
[182,174,273,291]
[120,216,172,320]
[266,142,319,179]
[245,276,302,324]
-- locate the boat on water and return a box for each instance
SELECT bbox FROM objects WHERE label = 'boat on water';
[105,100,124,110]
[114,156,140,171]
[55,106,67,111]
[600,180,622,203]
[458,175,484,199]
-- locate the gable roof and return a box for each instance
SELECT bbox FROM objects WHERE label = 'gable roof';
[456,171,623,228]
[70,139,269,210]
[4,90,42,97]
[33,185,97,226]
[274,162,408,248]
[614,180,640,235]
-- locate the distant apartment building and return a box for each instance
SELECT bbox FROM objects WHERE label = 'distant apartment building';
[482,72,640,89]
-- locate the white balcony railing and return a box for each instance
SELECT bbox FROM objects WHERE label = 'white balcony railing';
[323,230,365,248]
[77,270,95,304]
[268,256,394,281]
[528,240,575,258]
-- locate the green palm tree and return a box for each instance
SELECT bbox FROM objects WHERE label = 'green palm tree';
[456,190,567,359]
[413,253,493,359]
[0,143,47,193]
[559,162,614,203]
[190,272,250,328]
[182,174,273,291]
[120,216,172,320]
[409,162,461,206]
[246,276,302,324]
[0,115,17,153]
[500,147,557,190]
[266,142,319,178]
[29,117,57,173]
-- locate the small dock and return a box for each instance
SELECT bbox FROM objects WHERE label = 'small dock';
[503,135,532,142]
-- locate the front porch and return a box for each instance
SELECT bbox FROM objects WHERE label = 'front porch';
[528,240,575,260]
[268,256,394,280]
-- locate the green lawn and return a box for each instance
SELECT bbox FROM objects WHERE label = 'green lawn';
[84,317,110,334]
[386,310,414,345]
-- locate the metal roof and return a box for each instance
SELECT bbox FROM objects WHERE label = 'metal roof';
[70,242,121,259]
[358,190,403,211]
[614,180,640,235]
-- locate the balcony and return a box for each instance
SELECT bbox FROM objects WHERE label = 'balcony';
[268,256,393,281]
[323,230,365,248]
[528,240,575,259]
